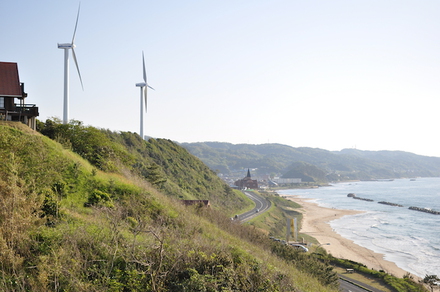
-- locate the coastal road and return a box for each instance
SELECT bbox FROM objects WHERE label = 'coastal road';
[339,275,384,292]
[339,279,371,292]
[338,274,383,292]
[237,191,271,222]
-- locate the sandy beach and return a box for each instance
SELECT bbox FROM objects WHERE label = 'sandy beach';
[286,196,410,278]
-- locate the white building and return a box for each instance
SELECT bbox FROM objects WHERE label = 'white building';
[273,178,302,184]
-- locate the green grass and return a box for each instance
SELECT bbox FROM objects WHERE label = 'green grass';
[0,121,346,291]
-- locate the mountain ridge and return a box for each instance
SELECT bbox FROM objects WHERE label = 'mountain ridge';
[181,142,440,181]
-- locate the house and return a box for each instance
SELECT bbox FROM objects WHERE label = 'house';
[234,169,259,189]
[272,177,302,185]
[0,62,39,130]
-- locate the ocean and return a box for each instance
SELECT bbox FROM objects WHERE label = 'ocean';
[279,177,440,278]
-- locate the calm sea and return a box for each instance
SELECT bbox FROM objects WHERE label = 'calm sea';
[280,177,440,278]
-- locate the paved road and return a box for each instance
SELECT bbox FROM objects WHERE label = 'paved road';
[339,278,372,292]
[237,191,271,222]
[339,274,384,292]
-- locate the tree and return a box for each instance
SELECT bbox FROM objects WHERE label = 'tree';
[423,275,440,292]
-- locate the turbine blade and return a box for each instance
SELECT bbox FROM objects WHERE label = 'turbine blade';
[142,51,147,83]
[72,3,81,44]
[142,52,155,91]
[71,48,84,90]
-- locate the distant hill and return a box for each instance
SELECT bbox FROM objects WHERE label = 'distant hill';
[181,142,440,181]
[282,161,328,183]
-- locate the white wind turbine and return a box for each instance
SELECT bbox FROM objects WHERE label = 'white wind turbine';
[135,51,154,140]
[58,4,84,124]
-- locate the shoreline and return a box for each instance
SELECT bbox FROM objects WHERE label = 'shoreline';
[286,195,411,279]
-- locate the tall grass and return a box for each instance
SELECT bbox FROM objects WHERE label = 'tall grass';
[0,121,342,291]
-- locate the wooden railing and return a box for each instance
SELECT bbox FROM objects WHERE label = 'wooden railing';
[13,104,39,116]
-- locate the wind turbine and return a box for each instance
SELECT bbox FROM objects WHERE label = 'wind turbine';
[58,3,84,124]
[135,51,154,140]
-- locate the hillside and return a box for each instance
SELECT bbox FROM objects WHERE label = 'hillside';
[0,120,341,291]
[36,119,249,215]
[181,142,440,181]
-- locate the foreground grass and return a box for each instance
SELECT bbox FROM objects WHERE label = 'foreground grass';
[0,121,340,291]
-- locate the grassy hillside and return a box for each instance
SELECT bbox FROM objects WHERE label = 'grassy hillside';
[37,119,250,216]
[0,120,342,291]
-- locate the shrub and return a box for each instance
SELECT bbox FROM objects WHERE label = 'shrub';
[85,189,114,208]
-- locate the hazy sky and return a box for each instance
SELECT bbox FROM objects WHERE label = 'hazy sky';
[2,1,440,157]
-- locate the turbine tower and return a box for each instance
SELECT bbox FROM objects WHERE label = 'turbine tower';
[135,51,154,140]
[58,3,84,124]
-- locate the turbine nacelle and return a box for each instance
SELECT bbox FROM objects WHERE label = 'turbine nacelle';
[57,43,75,49]
[136,82,147,87]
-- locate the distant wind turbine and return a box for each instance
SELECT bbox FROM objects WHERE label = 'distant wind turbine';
[58,3,84,124]
[135,51,154,140]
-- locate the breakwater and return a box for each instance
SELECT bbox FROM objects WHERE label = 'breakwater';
[378,201,403,207]
[409,206,440,215]
[347,193,373,202]
[348,193,439,215]
[353,197,374,202]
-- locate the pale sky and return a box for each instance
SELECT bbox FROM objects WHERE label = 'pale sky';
[2,1,440,157]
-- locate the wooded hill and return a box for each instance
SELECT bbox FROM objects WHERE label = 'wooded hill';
[181,142,440,182]
[0,120,343,291]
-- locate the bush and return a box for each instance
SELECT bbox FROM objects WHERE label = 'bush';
[85,189,114,208]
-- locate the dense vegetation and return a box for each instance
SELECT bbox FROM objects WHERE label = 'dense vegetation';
[282,162,328,183]
[181,142,440,181]
[0,120,344,291]
[37,119,248,215]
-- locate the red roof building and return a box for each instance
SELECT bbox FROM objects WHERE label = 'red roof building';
[0,62,39,129]
[0,62,23,97]
[234,169,259,190]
